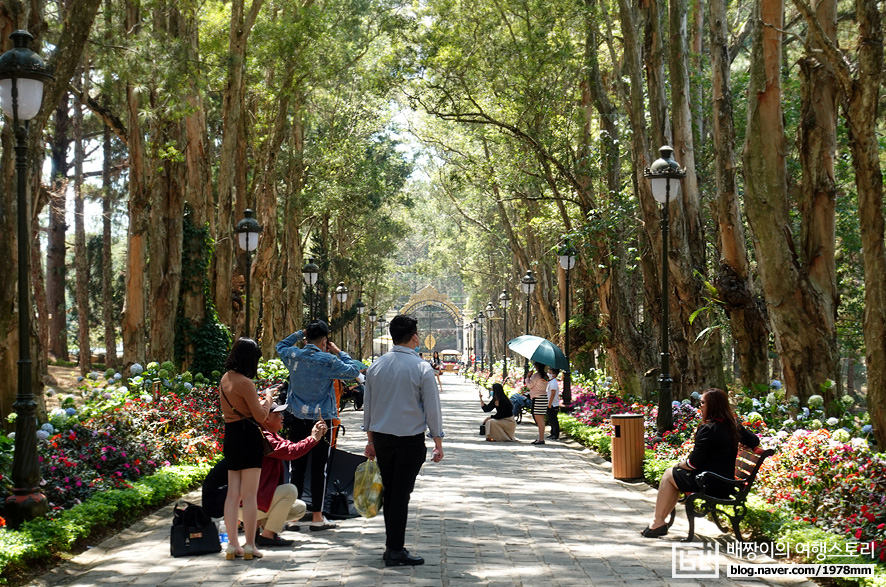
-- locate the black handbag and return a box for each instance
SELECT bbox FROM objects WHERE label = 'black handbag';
[170,501,221,558]
[479,424,486,436]
[327,480,351,519]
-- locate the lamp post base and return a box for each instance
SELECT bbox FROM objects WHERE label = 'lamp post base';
[4,490,48,528]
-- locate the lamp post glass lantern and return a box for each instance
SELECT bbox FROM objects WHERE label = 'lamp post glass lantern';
[302,259,319,320]
[236,209,262,339]
[558,243,577,410]
[334,282,348,348]
[520,270,537,380]
[644,145,686,434]
[0,29,54,526]
[499,290,510,382]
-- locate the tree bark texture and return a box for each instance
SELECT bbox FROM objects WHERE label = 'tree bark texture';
[73,72,91,375]
[46,96,69,360]
[742,0,838,401]
[101,125,116,367]
[213,0,264,331]
[122,0,148,368]
[797,0,839,405]
[709,0,770,386]
[668,0,726,393]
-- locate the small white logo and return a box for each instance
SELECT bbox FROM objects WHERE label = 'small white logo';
[672,542,720,578]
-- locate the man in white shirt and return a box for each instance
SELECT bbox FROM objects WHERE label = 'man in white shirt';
[547,368,561,440]
[363,314,444,566]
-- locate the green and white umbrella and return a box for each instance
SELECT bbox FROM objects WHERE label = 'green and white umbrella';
[506,335,569,371]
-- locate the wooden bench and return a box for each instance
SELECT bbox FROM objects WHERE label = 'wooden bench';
[666,446,775,542]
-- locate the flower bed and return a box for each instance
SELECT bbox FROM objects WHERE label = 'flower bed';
[0,359,292,580]
[563,379,886,570]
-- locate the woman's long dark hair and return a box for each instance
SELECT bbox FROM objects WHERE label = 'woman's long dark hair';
[700,388,738,439]
[534,362,547,378]
[490,383,509,405]
[225,337,262,379]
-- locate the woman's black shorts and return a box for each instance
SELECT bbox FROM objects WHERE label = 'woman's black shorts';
[224,419,264,470]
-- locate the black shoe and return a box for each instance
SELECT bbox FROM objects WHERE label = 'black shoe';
[531,439,545,445]
[284,522,300,532]
[255,533,294,547]
[384,549,424,566]
[640,525,668,538]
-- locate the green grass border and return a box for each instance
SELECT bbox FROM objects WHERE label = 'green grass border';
[0,462,212,581]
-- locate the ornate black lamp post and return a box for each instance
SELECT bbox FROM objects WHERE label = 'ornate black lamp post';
[644,146,686,434]
[465,322,473,372]
[377,316,387,355]
[355,298,365,360]
[0,29,53,527]
[471,318,479,371]
[236,209,262,339]
[499,290,510,382]
[334,281,349,348]
[477,312,486,371]
[368,308,377,359]
[302,258,319,320]
[485,301,496,368]
[558,243,577,409]
[520,270,537,380]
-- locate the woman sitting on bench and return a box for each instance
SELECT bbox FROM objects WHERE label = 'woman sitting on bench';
[641,387,759,538]
[479,383,516,441]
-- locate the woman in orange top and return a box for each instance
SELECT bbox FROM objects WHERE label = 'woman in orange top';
[219,338,274,560]
[525,362,549,445]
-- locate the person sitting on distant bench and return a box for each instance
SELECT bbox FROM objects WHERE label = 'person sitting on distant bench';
[479,383,517,442]
[203,402,327,547]
[340,372,365,411]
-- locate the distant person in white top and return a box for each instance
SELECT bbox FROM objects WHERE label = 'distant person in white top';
[364,314,444,567]
[546,368,561,440]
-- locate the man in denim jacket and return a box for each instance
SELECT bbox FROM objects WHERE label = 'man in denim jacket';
[277,320,362,530]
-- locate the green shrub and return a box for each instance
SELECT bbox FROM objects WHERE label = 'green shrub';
[0,463,212,579]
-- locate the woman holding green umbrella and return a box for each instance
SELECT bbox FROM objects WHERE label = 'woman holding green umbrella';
[525,362,549,445]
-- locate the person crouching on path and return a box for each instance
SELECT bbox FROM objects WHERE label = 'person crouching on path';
[364,314,444,567]
[277,320,362,531]
[256,402,327,545]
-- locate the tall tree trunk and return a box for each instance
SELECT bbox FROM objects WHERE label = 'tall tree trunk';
[178,4,213,369]
[73,71,90,375]
[122,0,148,368]
[710,0,770,386]
[743,0,838,402]
[617,0,665,402]
[147,5,186,361]
[213,0,265,331]
[101,125,116,367]
[797,0,839,406]
[47,96,69,361]
[669,0,725,393]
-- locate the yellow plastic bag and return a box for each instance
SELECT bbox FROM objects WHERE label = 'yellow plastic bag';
[353,459,384,518]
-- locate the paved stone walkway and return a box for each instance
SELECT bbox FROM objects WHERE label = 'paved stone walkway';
[29,374,813,587]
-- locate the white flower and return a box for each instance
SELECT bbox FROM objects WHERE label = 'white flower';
[826,417,839,427]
